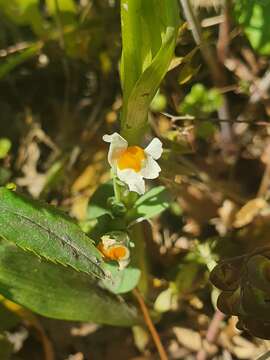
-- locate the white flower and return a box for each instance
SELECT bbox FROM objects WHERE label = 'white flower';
[103,132,163,195]
[98,235,130,270]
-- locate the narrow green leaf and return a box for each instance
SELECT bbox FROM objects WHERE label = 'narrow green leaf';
[120,0,179,144]
[0,43,43,79]
[0,187,105,279]
[128,186,170,221]
[0,244,141,326]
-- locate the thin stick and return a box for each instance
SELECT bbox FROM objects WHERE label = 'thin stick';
[257,143,270,198]
[133,288,168,360]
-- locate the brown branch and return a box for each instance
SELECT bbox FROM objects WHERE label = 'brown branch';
[133,288,168,360]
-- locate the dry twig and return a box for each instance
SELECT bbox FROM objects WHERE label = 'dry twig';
[133,288,168,360]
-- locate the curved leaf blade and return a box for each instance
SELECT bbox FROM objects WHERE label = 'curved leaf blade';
[0,243,141,326]
[0,187,105,279]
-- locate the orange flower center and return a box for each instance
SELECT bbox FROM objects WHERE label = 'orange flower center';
[117,146,145,172]
[98,243,128,261]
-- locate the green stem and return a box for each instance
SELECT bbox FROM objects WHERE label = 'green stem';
[113,172,121,202]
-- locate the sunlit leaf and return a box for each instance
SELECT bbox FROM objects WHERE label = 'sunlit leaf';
[120,0,180,143]
[0,187,105,279]
[0,139,11,159]
[127,186,170,221]
[0,243,141,326]
[235,0,270,55]
[102,263,141,294]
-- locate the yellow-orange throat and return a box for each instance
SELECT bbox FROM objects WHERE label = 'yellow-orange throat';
[98,243,128,261]
[117,146,145,172]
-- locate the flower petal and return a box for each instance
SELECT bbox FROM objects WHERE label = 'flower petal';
[117,168,145,195]
[141,156,161,179]
[103,133,128,167]
[144,138,163,160]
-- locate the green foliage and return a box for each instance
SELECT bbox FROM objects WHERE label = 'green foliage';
[234,0,270,55]
[120,0,180,144]
[179,84,223,117]
[127,186,170,221]
[150,92,167,113]
[210,253,270,339]
[102,263,141,294]
[0,243,141,326]
[0,187,105,279]
[0,139,11,159]
[87,182,114,220]
[0,0,46,35]
[0,43,43,80]
[88,183,170,225]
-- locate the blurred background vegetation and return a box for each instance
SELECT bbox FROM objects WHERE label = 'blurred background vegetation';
[2,0,270,359]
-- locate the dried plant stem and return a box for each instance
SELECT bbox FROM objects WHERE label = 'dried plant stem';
[179,0,233,145]
[133,288,168,360]
[257,143,270,198]
[196,310,224,360]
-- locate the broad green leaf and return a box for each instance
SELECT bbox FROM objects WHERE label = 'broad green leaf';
[0,187,105,279]
[127,186,170,221]
[234,1,270,55]
[102,263,141,294]
[0,243,141,326]
[0,43,43,79]
[120,0,180,144]
[87,181,114,220]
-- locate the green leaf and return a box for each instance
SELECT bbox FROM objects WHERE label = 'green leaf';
[87,181,114,220]
[102,263,141,294]
[234,0,270,55]
[46,0,76,15]
[0,139,11,159]
[0,187,105,279]
[0,243,141,326]
[120,0,180,144]
[0,43,43,79]
[128,186,170,221]
[0,0,46,35]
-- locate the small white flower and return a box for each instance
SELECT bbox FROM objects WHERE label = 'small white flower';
[103,132,163,195]
[98,235,130,270]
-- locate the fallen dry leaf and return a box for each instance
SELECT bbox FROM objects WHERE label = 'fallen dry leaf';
[233,198,268,228]
[173,327,202,352]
